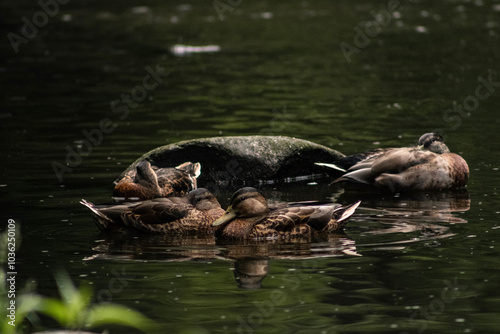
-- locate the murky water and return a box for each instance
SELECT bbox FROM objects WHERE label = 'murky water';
[2,0,500,333]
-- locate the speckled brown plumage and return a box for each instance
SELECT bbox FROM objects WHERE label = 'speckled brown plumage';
[318,133,469,191]
[113,161,200,200]
[213,187,360,240]
[81,188,224,234]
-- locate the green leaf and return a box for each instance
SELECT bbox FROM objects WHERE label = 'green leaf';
[36,298,69,326]
[49,271,94,328]
[86,304,157,332]
[17,293,43,315]
[54,271,80,306]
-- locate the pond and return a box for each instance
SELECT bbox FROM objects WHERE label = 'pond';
[1,0,500,333]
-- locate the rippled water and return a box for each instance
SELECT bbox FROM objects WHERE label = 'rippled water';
[2,0,500,333]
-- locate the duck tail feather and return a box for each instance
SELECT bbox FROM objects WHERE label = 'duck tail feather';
[334,201,361,223]
[315,162,347,173]
[176,162,202,178]
[333,168,373,184]
[80,199,114,231]
[307,205,338,230]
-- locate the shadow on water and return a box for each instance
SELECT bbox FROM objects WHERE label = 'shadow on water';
[83,187,470,289]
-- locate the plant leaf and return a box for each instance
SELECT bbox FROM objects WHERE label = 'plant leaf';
[36,297,69,327]
[86,304,157,332]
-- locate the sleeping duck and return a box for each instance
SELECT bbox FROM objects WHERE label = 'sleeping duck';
[113,161,201,200]
[81,188,224,234]
[316,133,469,192]
[213,187,360,240]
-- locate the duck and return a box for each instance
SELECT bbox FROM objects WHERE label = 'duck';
[212,187,361,240]
[316,133,469,192]
[113,161,201,200]
[80,188,225,234]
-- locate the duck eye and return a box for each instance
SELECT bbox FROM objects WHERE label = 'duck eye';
[236,195,252,204]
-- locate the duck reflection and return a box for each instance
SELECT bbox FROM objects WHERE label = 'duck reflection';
[335,187,470,223]
[86,232,218,262]
[232,258,269,289]
[334,187,470,250]
[84,232,357,288]
[83,188,469,288]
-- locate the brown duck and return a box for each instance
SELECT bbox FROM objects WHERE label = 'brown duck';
[113,161,201,200]
[213,187,360,240]
[316,133,469,191]
[81,188,224,234]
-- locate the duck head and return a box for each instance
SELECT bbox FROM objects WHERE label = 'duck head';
[418,133,450,154]
[186,188,221,211]
[212,188,269,237]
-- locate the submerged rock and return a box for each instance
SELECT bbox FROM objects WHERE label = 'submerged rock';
[119,136,345,186]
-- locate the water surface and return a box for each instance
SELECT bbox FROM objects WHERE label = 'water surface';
[1,1,500,333]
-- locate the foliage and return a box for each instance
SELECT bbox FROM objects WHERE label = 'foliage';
[34,271,157,332]
[1,229,157,334]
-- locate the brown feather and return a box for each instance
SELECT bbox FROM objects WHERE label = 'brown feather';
[330,133,469,191]
[81,188,224,234]
[214,187,360,240]
[113,161,200,200]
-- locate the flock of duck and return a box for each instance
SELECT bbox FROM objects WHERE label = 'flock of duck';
[80,133,469,240]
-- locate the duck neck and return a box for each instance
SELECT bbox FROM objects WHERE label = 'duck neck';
[135,174,162,196]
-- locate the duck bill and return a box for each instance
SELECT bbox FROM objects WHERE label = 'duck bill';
[212,205,237,226]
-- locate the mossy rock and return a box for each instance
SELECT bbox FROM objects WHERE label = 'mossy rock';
[120,136,345,186]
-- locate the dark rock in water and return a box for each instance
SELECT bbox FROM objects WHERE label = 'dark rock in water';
[119,136,345,186]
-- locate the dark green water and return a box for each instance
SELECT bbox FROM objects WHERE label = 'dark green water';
[1,0,500,333]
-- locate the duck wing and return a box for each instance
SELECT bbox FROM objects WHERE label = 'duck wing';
[125,198,193,225]
[264,205,317,231]
[156,162,201,195]
[156,169,193,195]
[369,148,434,174]
[303,202,359,231]
[266,203,346,231]
[80,197,193,231]
[315,148,388,173]
[175,161,201,178]
[336,148,435,184]
[257,201,360,236]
